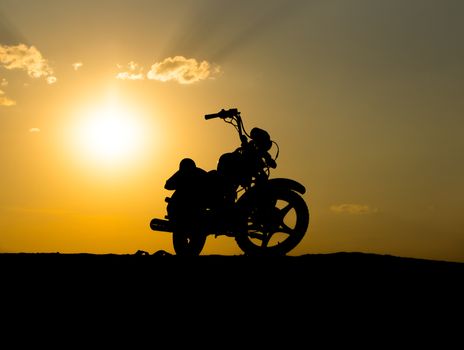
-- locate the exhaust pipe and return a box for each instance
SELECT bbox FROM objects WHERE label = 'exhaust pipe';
[150,218,173,233]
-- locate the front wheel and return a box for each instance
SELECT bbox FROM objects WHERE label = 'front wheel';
[235,189,309,256]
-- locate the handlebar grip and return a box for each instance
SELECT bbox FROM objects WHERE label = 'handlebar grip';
[204,108,238,120]
[204,113,219,120]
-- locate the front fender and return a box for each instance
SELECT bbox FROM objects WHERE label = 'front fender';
[236,177,307,210]
[266,178,306,195]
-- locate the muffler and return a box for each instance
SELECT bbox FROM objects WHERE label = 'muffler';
[150,218,173,233]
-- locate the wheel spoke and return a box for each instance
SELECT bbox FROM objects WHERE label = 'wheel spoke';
[279,222,294,235]
[279,202,293,218]
[261,233,271,248]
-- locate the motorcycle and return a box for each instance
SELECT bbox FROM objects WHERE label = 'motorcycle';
[150,108,310,256]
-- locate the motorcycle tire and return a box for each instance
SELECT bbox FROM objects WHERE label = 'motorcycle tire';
[235,189,309,256]
[172,229,207,256]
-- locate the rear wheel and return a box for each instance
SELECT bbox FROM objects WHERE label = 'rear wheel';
[172,229,207,256]
[235,189,309,256]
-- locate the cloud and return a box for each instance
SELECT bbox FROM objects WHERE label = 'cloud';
[116,61,144,80]
[0,89,15,106]
[46,76,57,84]
[330,204,378,215]
[29,128,40,133]
[72,62,83,71]
[0,43,56,83]
[147,56,218,84]
[1,78,7,86]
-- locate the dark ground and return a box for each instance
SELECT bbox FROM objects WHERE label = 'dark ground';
[2,251,462,291]
[2,251,462,342]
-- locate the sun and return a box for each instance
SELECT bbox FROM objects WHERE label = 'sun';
[82,105,139,160]
[72,99,152,169]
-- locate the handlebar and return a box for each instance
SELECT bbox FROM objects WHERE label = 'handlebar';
[204,108,239,120]
[203,107,278,166]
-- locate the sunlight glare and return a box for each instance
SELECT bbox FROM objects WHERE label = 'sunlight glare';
[84,106,138,159]
[73,100,152,170]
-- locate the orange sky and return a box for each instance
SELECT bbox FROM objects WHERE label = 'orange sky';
[1,0,463,262]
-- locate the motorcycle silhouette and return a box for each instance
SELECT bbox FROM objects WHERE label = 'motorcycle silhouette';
[150,108,310,256]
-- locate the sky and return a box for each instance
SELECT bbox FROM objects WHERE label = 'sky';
[1,0,463,262]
